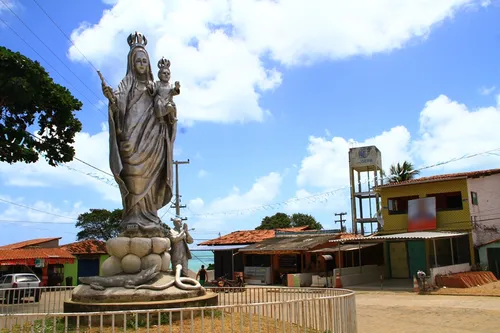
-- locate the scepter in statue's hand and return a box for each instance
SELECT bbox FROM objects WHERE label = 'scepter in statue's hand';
[97,70,122,135]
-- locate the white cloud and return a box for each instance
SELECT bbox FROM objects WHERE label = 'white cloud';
[189,172,282,215]
[297,94,500,191]
[0,124,120,203]
[184,171,283,232]
[297,126,411,189]
[479,85,496,95]
[68,0,483,124]
[197,169,208,178]
[413,95,500,170]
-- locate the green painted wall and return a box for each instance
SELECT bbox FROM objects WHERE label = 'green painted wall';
[63,261,78,286]
[63,254,109,286]
[479,241,500,267]
[99,255,109,275]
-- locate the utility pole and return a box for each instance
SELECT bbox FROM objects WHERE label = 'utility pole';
[171,159,190,221]
[335,212,347,232]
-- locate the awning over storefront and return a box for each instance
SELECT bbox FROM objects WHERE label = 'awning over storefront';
[310,243,379,252]
[328,231,468,243]
[239,235,333,254]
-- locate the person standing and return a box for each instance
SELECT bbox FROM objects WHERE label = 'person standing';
[196,265,207,286]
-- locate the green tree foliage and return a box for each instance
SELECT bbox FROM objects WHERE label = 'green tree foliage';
[0,46,82,166]
[255,212,322,230]
[388,161,420,183]
[290,213,323,230]
[76,209,123,241]
[75,208,172,241]
[256,212,291,230]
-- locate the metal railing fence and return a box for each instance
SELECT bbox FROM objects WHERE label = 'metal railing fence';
[1,286,357,332]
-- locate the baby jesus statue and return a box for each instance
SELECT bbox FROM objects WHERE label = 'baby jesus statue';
[154,57,180,124]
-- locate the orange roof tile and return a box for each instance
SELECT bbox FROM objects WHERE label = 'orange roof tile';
[339,233,358,239]
[60,240,107,255]
[0,248,74,261]
[376,168,500,189]
[0,237,61,250]
[199,226,311,246]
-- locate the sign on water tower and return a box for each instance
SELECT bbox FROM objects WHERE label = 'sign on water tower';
[349,146,382,170]
[348,145,383,235]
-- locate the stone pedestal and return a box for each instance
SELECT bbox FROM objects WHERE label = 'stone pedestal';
[64,236,216,326]
[64,291,218,326]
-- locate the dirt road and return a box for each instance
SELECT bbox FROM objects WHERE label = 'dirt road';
[356,291,500,333]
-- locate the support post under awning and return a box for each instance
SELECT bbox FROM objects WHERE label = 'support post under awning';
[433,239,438,267]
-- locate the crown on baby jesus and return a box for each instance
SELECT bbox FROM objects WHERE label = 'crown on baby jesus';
[127,31,148,49]
[157,57,171,70]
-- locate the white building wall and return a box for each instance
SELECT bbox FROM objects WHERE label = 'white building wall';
[467,174,500,246]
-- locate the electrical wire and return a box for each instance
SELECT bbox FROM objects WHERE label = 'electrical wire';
[0,198,76,221]
[0,11,106,119]
[0,0,104,104]
[30,0,102,75]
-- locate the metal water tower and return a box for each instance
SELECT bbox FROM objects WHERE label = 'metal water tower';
[348,146,383,235]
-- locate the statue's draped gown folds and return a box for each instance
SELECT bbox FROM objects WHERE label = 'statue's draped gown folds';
[108,44,177,236]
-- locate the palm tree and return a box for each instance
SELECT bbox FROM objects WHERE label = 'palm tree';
[388,161,420,183]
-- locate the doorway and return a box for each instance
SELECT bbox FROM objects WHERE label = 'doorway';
[487,248,500,279]
[389,242,409,278]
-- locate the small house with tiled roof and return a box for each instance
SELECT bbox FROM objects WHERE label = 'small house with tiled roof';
[0,237,74,286]
[194,226,313,282]
[60,240,109,286]
[371,167,500,281]
[197,227,368,285]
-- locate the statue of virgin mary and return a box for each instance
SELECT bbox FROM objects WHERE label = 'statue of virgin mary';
[101,32,176,237]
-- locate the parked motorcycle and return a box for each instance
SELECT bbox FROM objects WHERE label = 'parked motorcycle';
[206,273,245,292]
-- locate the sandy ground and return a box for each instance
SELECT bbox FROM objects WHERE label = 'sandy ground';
[431,280,500,297]
[356,291,500,333]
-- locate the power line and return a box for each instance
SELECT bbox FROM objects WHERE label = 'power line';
[30,0,102,76]
[0,0,104,106]
[0,8,106,118]
[187,147,500,218]
[334,212,347,232]
[0,198,76,221]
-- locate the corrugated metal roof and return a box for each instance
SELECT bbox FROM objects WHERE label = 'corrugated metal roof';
[239,235,333,253]
[189,245,248,251]
[310,243,379,252]
[328,231,467,243]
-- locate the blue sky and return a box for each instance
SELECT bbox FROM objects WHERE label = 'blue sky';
[1,0,500,246]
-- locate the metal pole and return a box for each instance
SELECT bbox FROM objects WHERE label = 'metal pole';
[450,238,455,265]
[433,239,438,267]
[338,241,342,276]
[358,241,362,273]
[175,162,180,216]
[171,160,190,218]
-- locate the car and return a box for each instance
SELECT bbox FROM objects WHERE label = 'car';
[0,273,43,304]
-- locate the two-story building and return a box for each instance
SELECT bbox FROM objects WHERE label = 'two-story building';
[373,168,500,281]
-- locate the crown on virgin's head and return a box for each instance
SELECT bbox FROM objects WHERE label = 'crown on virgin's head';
[158,57,171,70]
[127,31,148,49]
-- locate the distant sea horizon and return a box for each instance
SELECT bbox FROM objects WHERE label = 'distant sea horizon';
[188,250,214,273]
